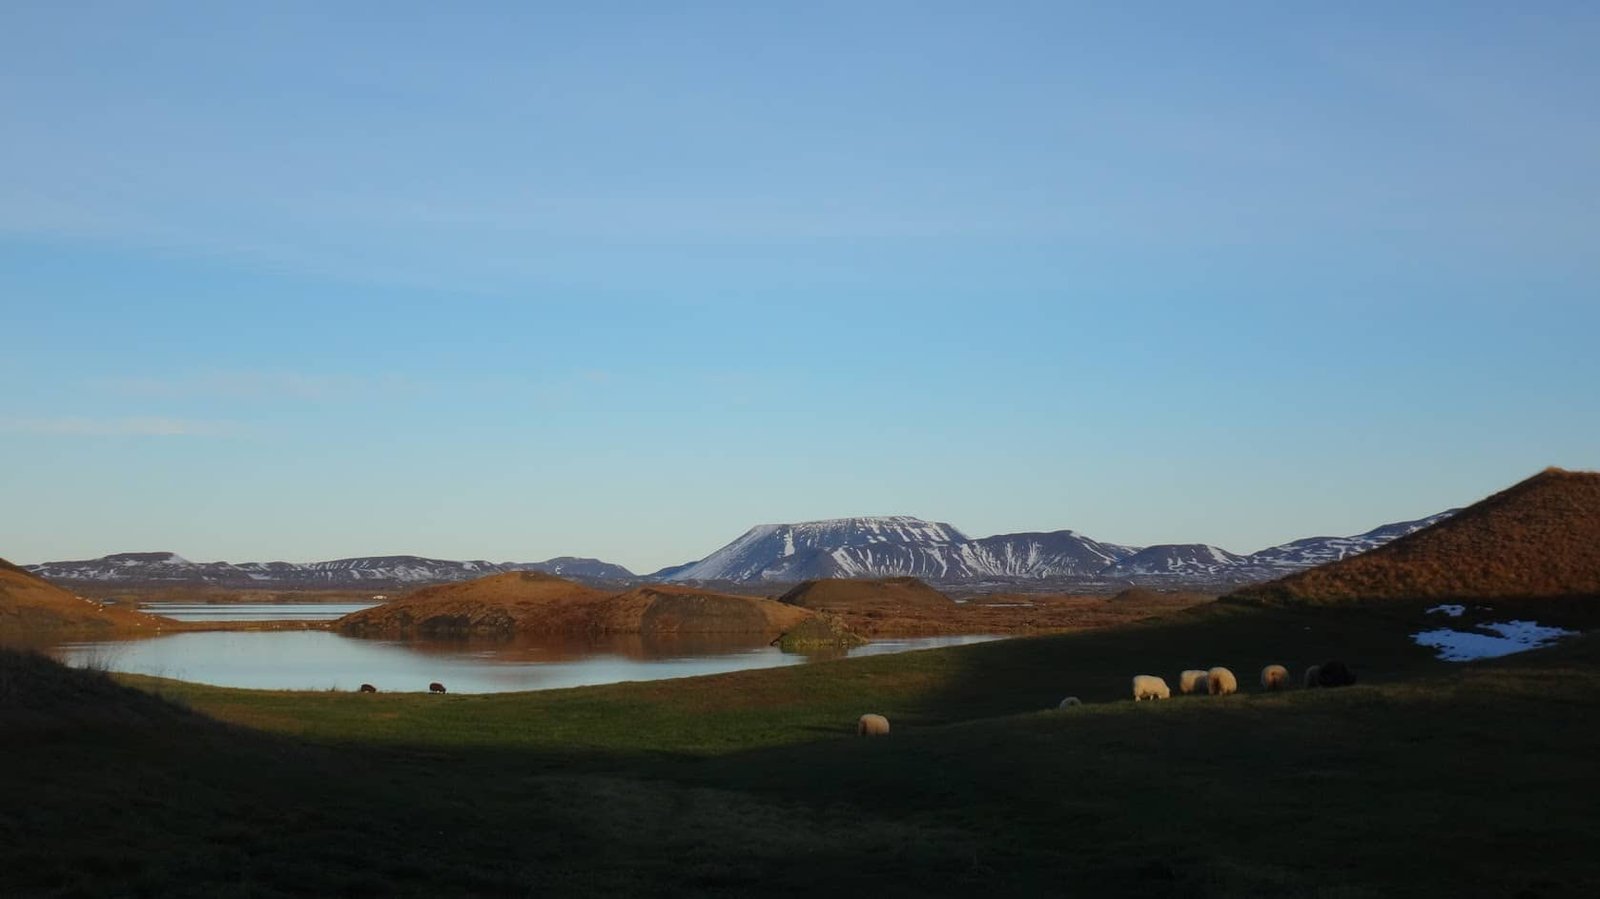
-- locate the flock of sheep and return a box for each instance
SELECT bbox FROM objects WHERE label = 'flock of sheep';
[855,660,1358,737]
[1118,659,1357,705]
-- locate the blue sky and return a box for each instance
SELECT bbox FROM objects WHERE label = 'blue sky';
[3,2,1597,571]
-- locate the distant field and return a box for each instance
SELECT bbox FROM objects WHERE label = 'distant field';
[5,601,1598,897]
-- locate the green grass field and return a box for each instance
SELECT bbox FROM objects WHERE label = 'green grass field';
[5,601,1598,897]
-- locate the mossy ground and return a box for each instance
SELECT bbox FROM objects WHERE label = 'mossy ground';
[4,602,1598,897]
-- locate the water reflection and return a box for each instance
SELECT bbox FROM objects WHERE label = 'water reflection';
[138,601,380,622]
[50,630,1003,693]
[399,631,782,663]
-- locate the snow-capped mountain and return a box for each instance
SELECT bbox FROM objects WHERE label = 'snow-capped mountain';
[1100,544,1248,578]
[953,531,1138,578]
[506,557,635,580]
[29,552,248,583]
[1243,510,1458,571]
[654,517,973,582]
[655,510,1453,584]
[25,509,1453,590]
[653,517,1139,582]
[26,553,634,588]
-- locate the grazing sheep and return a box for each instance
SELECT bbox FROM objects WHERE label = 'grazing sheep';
[858,713,890,736]
[358,683,377,694]
[1206,667,1238,696]
[1178,669,1210,695]
[1058,696,1082,709]
[1132,675,1171,701]
[1260,665,1289,691]
[428,682,447,694]
[1304,665,1322,688]
[1316,660,1357,688]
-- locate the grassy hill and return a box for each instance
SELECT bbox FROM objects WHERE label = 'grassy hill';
[0,557,167,636]
[1232,468,1600,606]
[338,572,814,637]
[7,599,1598,896]
[337,571,611,635]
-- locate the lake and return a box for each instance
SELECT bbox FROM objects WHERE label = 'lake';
[138,601,381,622]
[52,602,1004,692]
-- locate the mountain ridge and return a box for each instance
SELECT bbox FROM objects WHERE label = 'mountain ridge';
[651,510,1452,584]
[24,553,635,589]
[23,508,1455,589]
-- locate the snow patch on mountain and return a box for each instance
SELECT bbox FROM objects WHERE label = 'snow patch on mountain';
[1101,544,1248,577]
[27,553,634,587]
[659,509,1451,584]
[660,516,970,582]
[659,518,1138,582]
[1245,510,1458,570]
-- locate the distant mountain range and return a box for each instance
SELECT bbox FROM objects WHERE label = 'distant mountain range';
[22,509,1455,590]
[24,552,634,589]
[649,511,1458,585]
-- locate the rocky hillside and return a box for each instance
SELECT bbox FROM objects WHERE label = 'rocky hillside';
[1231,468,1600,605]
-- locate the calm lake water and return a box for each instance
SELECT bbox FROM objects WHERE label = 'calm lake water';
[138,601,381,622]
[51,603,1003,693]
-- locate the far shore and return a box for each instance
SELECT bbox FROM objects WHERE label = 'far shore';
[5,583,1212,644]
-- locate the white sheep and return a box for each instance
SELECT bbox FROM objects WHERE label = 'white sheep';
[1178,669,1210,695]
[857,713,890,736]
[1260,664,1289,691]
[1304,665,1321,688]
[1132,675,1171,701]
[1057,696,1082,709]
[1206,667,1238,695]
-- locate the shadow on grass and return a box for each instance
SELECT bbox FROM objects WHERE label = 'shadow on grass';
[8,606,1599,897]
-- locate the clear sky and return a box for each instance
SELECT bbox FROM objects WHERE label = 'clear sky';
[3,2,1597,572]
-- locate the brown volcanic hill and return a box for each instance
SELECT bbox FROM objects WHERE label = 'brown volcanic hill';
[338,571,611,636]
[778,577,956,612]
[1,557,164,635]
[590,585,814,635]
[1230,468,1600,606]
[338,572,816,637]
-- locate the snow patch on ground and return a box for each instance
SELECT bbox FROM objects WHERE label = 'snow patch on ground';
[1426,604,1467,618]
[1412,620,1578,661]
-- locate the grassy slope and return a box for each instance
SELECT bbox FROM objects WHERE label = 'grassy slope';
[1233,467,1600,605]
[5,603,1599,897]
[0,558,171,636]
